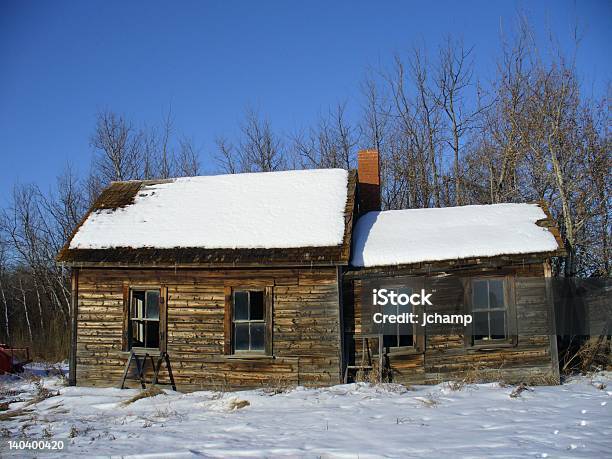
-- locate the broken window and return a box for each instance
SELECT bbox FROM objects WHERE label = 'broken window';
[471,279,508,343]
[233,290,266,353]
[129,289,160,349]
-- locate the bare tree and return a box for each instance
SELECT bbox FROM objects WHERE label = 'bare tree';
[157,109,174,179]
[215,136,239,174]
[0,241,10,341]
[435,38,485,205]
[293,103,359,170]
[91,110,143,182]
[412,48,443,207]
[216,109,287,173]
[240,109,286,172]
[15,275,33,343]
[177,137,201,176]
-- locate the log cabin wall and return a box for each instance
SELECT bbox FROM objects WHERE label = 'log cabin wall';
[344,258,560,385]
[75,266,342,390]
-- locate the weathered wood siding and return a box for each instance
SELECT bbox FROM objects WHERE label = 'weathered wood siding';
[76,267,342,390]
[344,260,560,385]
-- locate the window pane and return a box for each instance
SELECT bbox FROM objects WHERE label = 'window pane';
[383,334,397,348]
[473,311,489,340]
[397,303,412,338]
[131,320,145,347]
[132,291,145,319]
[398,334,414,347]
[490,310,507,339]
[234,291,249,321]
[146,291,160,319]
[397,287,413,311]
[397,302,412,331]
[251,323,265,350]
[382,303,396,336]
[472,281,488,310]
[234,323,249,351]
[397,287,413,314]
[146,321,160,348]
[488,280,504,309]
[250,291,264,321]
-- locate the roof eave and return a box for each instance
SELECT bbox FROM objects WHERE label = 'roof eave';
[57,259,349,269]
[346,249,564,277]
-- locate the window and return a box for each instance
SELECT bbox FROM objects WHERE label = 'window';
[232,290,266,353]
[382,287,414,350]
[129,289,160,349]
[470,278,511,344]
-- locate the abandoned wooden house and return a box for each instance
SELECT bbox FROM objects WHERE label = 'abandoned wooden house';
[57,149,565,390]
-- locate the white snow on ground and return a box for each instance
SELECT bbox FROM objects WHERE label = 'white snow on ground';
[1,372,610,458]
[351,203,560,267]
[69,169,349,250]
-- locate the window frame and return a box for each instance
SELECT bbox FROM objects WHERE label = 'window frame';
[224,285,273,356]
[380,283,425,355]
[122,284,167,353]
[382,286,420,354]
[464,275,517,349]
[232,290,266,354]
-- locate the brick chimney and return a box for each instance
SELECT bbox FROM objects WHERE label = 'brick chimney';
[357,149,381,214]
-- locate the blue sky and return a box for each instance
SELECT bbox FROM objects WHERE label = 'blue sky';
[0,0,610,200]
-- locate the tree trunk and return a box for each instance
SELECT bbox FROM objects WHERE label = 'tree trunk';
[33,275,44,331]
[0,279,9,341]
[19,278,33,343]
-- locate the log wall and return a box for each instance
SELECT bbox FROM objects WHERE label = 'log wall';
[344,260,560,385]
[75,267,342,390]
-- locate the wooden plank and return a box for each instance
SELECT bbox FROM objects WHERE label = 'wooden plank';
[121,282,129,351]
[160,286,168,353]
[265,286,273,356]
[223,286,232,355]
[69,268,79,386]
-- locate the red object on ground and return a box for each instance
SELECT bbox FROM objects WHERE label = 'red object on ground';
[0,345,31,373]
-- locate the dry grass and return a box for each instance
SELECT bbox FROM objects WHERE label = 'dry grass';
[0,376,59,423]
[446,380,466,391]
[590,380,607,391]
[355,360,391,384]
[440,360,560,388]
[121,385,164,406]
[416,393,439,407]
[228,399,250,410]
[562,337,611,375]
[0,406,34,421]
[203,373,232,394]
[261,376,294,395]
[522,372,560,386]
[510,382,534,398]
[7,377,61,410]
[442,363,490,389]
[26,379,58,405]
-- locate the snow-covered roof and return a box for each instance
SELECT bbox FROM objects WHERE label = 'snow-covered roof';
[69,169,350,251]
[351,203,560,268]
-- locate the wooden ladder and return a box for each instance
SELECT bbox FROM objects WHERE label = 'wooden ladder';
[120,349,177,391]
[344,334,384,383]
